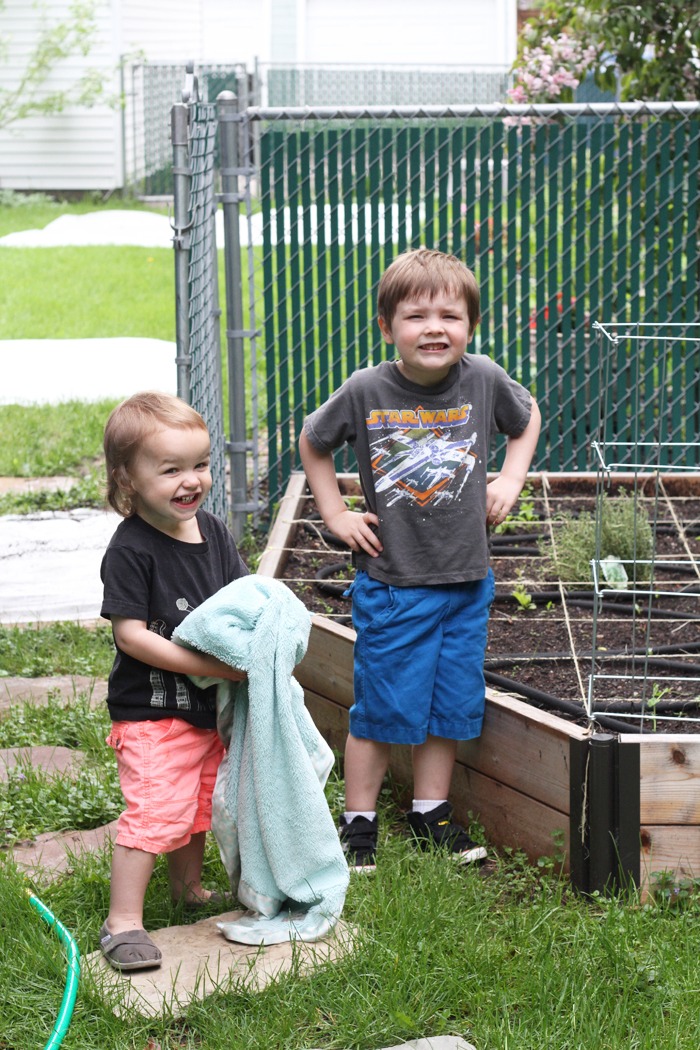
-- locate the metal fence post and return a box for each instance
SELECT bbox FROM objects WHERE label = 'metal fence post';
[171,101,192,400]
[218,90,248,540]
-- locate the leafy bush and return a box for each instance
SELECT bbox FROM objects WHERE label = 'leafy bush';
[543,490,654,587]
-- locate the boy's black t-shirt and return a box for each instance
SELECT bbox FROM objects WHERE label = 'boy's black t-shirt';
[100,510,248,727]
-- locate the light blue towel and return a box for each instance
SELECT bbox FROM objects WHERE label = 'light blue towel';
[173,575,349,946]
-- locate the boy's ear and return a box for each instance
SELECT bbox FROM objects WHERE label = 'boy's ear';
[377,315,394,344]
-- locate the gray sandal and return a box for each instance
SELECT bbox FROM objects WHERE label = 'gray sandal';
[99,923,162,972]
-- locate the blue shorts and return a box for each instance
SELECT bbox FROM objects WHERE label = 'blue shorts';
[348,569,495,745]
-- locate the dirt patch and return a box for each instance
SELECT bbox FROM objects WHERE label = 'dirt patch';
[280,476,700,734]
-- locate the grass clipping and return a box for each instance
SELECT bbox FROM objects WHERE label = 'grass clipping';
[544,490,654,587]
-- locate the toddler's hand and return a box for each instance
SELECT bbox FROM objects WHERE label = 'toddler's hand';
[486,475,524,527]
[325,509,383,557]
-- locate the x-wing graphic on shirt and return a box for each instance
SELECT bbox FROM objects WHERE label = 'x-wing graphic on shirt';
[368,408,479,508]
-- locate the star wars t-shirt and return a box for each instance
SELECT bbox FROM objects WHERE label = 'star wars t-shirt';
[100,510,248,727]
[303,356,532,586]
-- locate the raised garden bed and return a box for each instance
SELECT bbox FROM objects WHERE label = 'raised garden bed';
[258,472,700,897]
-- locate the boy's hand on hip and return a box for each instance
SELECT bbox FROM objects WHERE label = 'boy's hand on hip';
[325,509,383,557]
[486,475,524,527]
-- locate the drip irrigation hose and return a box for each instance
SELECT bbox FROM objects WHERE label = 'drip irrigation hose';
[27,890,80,1050]
[483,669,643,735]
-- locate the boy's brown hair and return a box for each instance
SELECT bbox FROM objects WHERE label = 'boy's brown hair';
[104,391,209,516]
[377,248,481,331]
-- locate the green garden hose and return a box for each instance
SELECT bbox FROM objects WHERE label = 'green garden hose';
[27,890,81,1050]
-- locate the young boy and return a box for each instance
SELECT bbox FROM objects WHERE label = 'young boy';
[99,391,248,971]
[299,248,541,870]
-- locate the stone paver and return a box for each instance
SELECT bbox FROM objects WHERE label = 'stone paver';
[0,744,85,782]
[9,820,119,880]
[0,676,107,716]
[85,911,354,1019]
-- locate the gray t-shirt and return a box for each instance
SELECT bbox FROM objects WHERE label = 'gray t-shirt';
[303,356,532,586]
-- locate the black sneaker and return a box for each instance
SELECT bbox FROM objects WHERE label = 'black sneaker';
[406,802,487,865]
[339,814,378,872]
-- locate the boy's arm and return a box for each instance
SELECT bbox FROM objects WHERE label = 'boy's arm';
[299,430,382,557]
[486,398,542,527]
[112,617,247,681]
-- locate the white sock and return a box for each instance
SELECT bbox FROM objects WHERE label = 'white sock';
[411,799,447,814]
[344,810,376,823]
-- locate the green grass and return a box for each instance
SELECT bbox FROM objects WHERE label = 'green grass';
[2,687,700,1048]
[0,400,117,476]
[0,246,176,340]
[0,621,115,677]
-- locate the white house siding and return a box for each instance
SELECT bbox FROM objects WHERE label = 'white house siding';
[0,0,202,192]
[303,0,516,67]
[201,0,270,66]
[120,0,202,61]
[0,0,120,190]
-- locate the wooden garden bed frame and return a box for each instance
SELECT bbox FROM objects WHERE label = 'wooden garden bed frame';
[259,472,700,897]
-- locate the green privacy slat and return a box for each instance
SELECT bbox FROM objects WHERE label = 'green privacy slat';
[395,126,409,256]
[559,121,574,469]
[642,122,657,442]
[341,127,357,378]
[532,126,547,440]
[504,125,520,390]
[368,125,382,348]
[477,122,491,355]
[599,121,616,325]
[490,122,505,370]
[261,129,278,497]
[424,125,436,249]
[287,131,304,460]
[314,129,330,404]
[300,130,316,420]
[572,122,589,464]
[356,129,370,371]
[381,126,395,275]
[275,130,291,484]
[449,125,464,260]
[326,130,343,397]
[463,124,477,269]
[518,127,532,395]
[670,122,685,325]
[437,124,450,253]
[409,125,422,252]
[656,120,672,322]
[545,127,560,469]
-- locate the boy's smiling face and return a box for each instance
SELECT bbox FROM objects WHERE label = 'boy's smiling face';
[378,290,473,387]
[125,425,212,539]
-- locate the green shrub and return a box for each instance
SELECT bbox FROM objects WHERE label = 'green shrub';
[543,490,654,587]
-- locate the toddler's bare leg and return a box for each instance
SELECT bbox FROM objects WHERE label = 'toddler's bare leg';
[107,844,157,933]
[411,735,458,800]
[344,733,391,811]
[167,830,211,903]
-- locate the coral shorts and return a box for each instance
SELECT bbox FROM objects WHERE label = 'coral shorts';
[106,718,225,854]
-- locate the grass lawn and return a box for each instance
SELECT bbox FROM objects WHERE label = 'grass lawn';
[3,681,700,1049]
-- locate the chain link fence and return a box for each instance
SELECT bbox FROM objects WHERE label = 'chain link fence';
[168,83,700,527]
[171,86,227,522]
[124,60,253,195]
[258,63,511,108]
[250,102,700,510]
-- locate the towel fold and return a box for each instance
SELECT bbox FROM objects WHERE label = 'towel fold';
[173,575,349,945]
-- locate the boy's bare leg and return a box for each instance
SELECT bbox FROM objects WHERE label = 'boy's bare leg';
[107,844,157,932]
[167,831,212,903]
[344,733,391,811]
[411,735,458,801]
